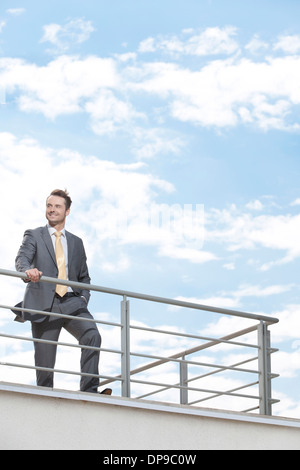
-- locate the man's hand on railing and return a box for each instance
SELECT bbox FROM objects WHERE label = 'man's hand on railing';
[25,268,43,283]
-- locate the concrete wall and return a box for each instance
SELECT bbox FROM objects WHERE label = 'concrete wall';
[1,383,300,450]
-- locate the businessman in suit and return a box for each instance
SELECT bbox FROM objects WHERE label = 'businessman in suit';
[15,189,111,395]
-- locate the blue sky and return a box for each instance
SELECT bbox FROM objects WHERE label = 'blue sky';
[1,0,300,418]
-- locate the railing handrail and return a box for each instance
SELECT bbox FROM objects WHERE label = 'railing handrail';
[0,267,279,415]
[0,268,279,324]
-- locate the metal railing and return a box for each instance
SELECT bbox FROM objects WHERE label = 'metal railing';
[0,268,279,415]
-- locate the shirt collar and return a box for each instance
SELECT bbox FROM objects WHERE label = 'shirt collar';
[47,225,66,237]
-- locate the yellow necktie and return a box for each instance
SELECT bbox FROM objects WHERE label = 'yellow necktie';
[54,231,68,297]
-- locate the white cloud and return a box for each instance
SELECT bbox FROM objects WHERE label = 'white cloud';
[139,37,156,53]
[174,295,239,310]
[0,55,146,142]
[223,262,235,270]
[86,89,145,135]
[245,35,269,55]
[291,198,300,206]
[0,29,299,135]
[131,55,300,131]
[6,8,25,16]
[274,34,300,54]
[131,127,185,160]
[115,52,137,63]
[159,245,217,264]
[174,283,293,313]
[245,200,263,211]
[139,26,240,56]
[0,21,6,33]
[206,204,300,268]
[234,284,293,298]
[0,55,119,119]
[40,18,96,54]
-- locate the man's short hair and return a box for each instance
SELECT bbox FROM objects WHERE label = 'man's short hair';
[47,189,72,210]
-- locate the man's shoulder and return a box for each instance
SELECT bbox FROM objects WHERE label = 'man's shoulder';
[65,230,83,242]
[24,226,47,237]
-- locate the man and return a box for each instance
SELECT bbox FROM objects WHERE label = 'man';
[15,189,111,395]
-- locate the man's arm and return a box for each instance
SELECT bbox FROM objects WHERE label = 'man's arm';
[77,242,91,303]
[15,230,43,282]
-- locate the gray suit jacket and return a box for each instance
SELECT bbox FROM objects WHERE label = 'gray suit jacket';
[15,225,91,322]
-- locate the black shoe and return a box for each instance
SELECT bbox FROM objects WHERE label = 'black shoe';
[100,388,112,395]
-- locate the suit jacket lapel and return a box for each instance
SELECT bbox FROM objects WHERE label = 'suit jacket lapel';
[66,230,75,271]
[41,225,56,265]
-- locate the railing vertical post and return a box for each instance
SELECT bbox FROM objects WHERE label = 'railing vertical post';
[180,355,188,405]
[121,296,130,398]
[258,321,272,415]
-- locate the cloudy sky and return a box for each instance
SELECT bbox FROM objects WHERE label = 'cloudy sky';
[1,0,300,418]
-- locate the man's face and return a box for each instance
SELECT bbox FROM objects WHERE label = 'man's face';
[46,195,70,227]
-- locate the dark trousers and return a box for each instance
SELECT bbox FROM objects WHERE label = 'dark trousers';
[31,295,101,393]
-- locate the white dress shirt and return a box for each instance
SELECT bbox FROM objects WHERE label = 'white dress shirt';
[47,225,72,292]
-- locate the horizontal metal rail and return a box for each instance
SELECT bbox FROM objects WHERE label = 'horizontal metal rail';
[130,377,260,401]
[0,303,121,328]
[0,331,121,356]
[130,350,259,374]
[108,324,261,382]
[0,268,279,415]
[130,323,260,349]
[0,268,279,324]
[0,360,121,383]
